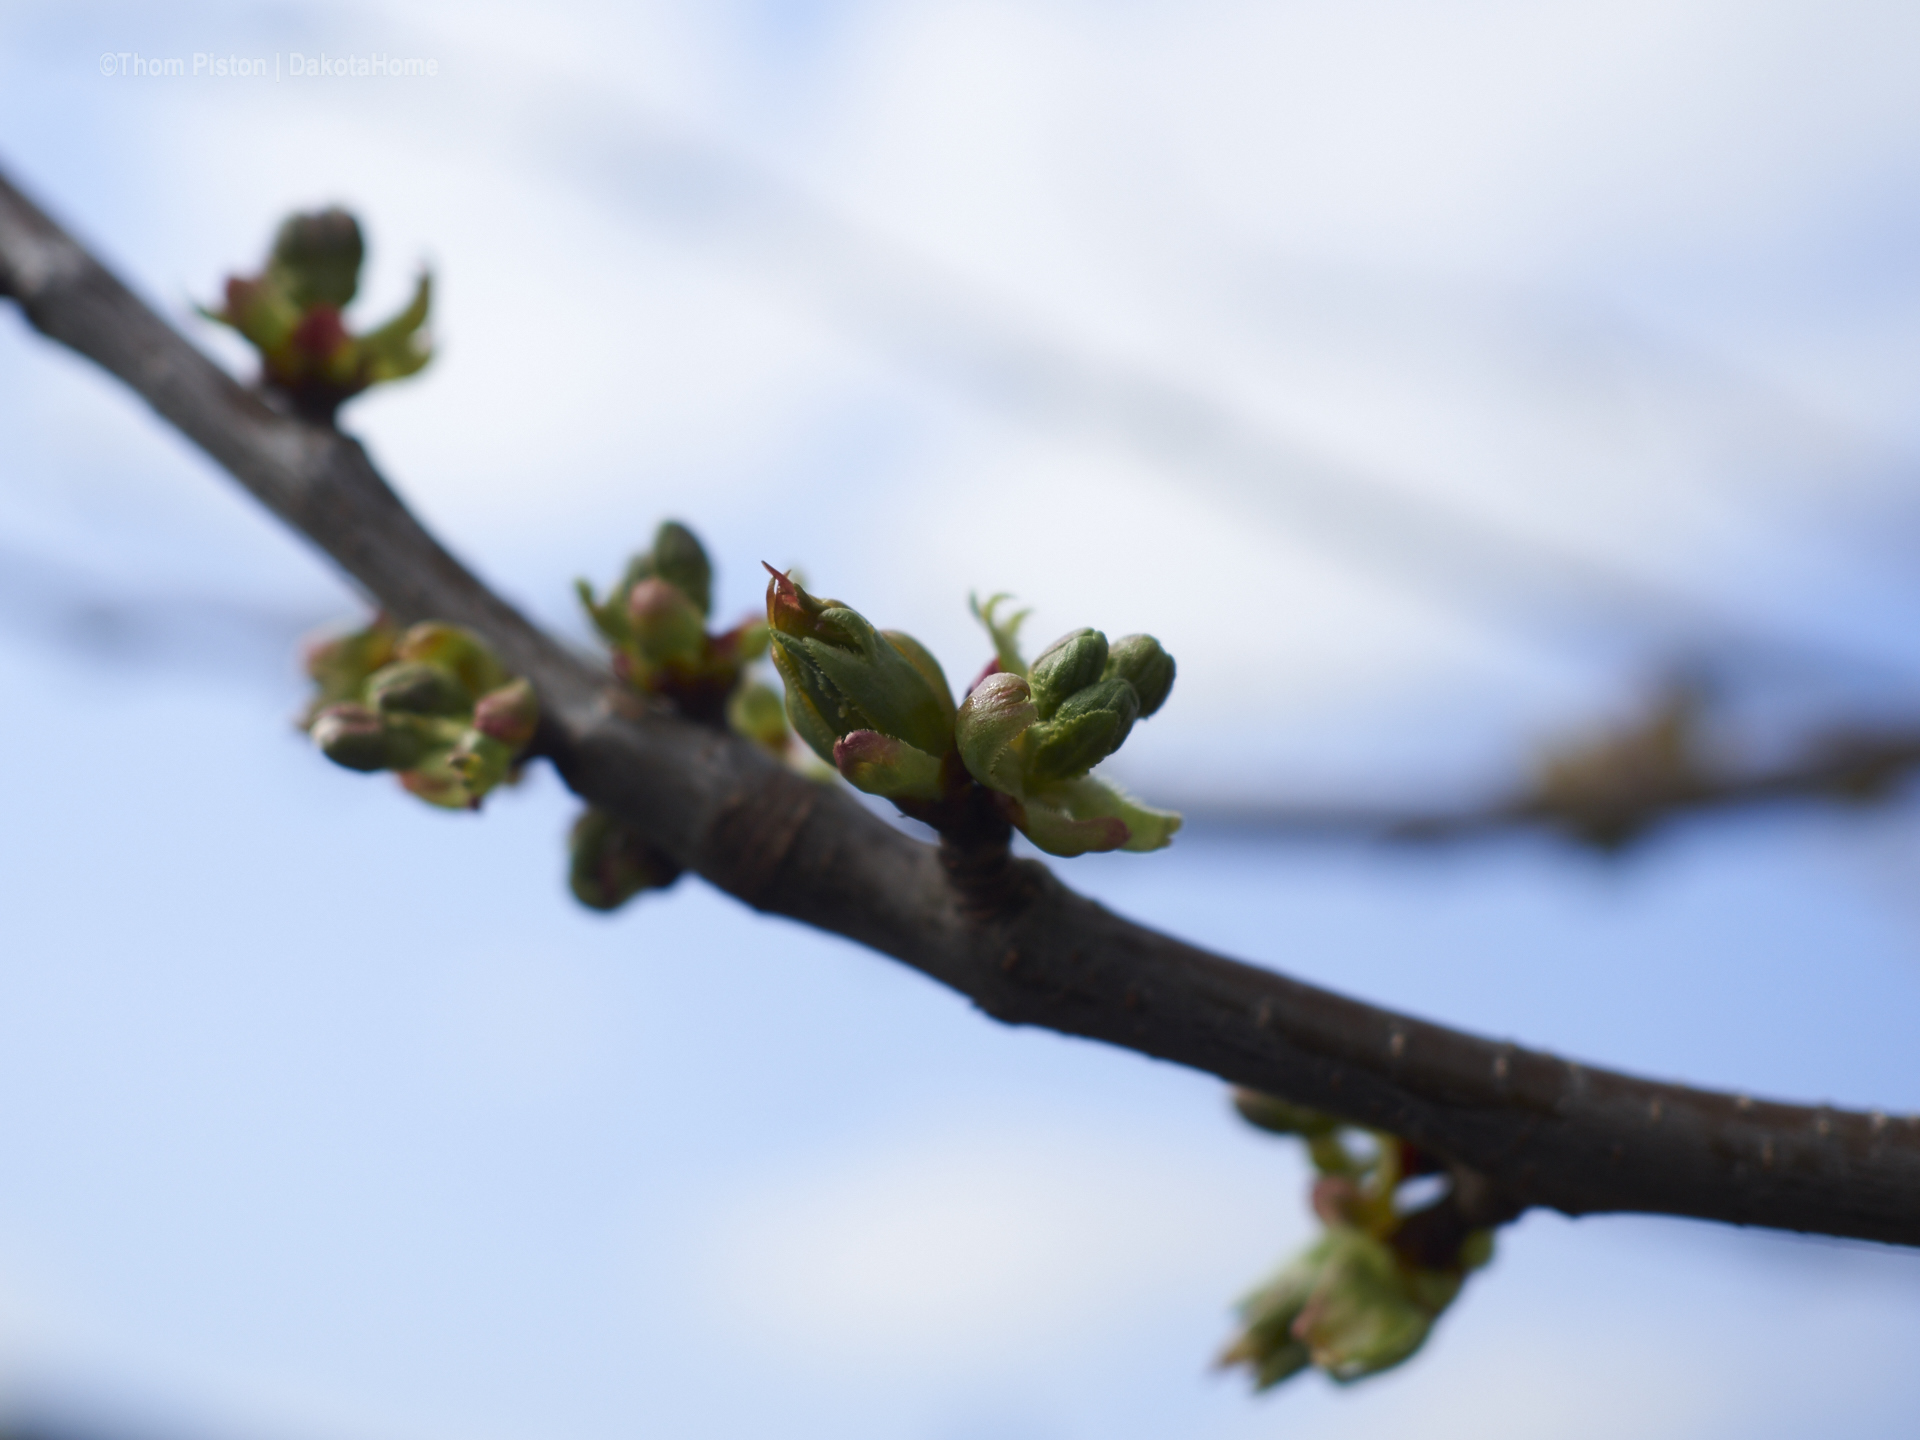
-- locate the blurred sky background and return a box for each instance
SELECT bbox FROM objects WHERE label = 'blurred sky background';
[5,3,1920,1438]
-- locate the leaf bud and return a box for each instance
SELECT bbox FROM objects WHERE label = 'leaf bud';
[955,671,1038,796]
[726,679,790,755]
[626,576,707,669]
[1023,676,1139,784]
[765,567,956,761]
[832,730,947,802]
[1029,628,1108,720]
[366,660,472,718]
[310,703,434,773]
[269,207,364,310]
[394,623,507,702]
[649,521,714,618]
[1104,633,1176,717]
[471,678,539,749]
[568,807,683,911]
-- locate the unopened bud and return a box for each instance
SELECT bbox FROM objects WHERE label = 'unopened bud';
[726,680,790,755]
[1105,633,1175,717]
[765,568,956,761]
[394,623,507,702]
[649,521,713,618]
[1023,677,1139,784]
[311,703,433,773]
[366,660,472,717]
[832,730,947,802]
[471,678,539,749]
[626,577,707,668]
[1029,628,1108,719]
[955,671,1038,796]
[569,807,683,911]
[269,208,364,310]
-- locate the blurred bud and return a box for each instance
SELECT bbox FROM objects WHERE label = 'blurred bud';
[765,567,956,762]
[204,208,430,420]
[445,730,516,800]
[300,616,398,724]
[1293,1231,1436,1382]
[727,679,791,756]
[649,521,714,618]
[394,623,507,702]
[269,208,364,310]
[1023,677,1140,784]
[1029,628,1109,720]
[471,678,539,749]
[366,660,472,717]
[310,703,433,773]
[1233,1089,1340,1138]
[832,730,948,802]
[1105,633,1176,717]
[626,577,708,669]
[569,807,683,911]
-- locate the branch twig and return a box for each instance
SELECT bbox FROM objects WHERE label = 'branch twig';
[6,165,1918,1246]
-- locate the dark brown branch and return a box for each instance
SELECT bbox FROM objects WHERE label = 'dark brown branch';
[6,164,1919,1246]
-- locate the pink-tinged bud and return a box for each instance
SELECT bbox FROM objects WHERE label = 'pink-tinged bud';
[832,729,946,802]
[471,678,539,749]
[626,577,706,667]
[955,671,1037,796]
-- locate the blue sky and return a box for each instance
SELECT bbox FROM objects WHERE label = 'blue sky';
[4,4,1920,1437]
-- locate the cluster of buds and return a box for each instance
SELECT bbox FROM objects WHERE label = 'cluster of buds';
[579,521,783,740]
[572,522,789,911]
[764,573,1182,855]
[302,617,538,810]
[1217,1092,1493,1388]
[203,207,431,421]
[956,599,1181,856]
[1531,678,1704,850]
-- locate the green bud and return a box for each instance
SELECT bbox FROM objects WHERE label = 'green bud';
[471,678,539,750]
[955,671,1038,796]
[727,679,790,755]
[366,660,473,717]
[394,623,507,703]
[1292,1230,1435,1382]
[1023,677,1139,784]
[445,729,517,798]
[1104,633,1175,718]
[1219,1238,1327,1391]
[569,807,682,911]
[1029,628,1108,720]
[310,703,435,773]
[649,521,714,618]
[269,208,364,310]
[626,577,707,669]
[765,568,956,760]
[398,757,480,810]
[832,730,948,802]
[300,618,399,727]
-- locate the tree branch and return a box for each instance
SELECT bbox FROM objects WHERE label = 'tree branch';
[6,164,1918,1247]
